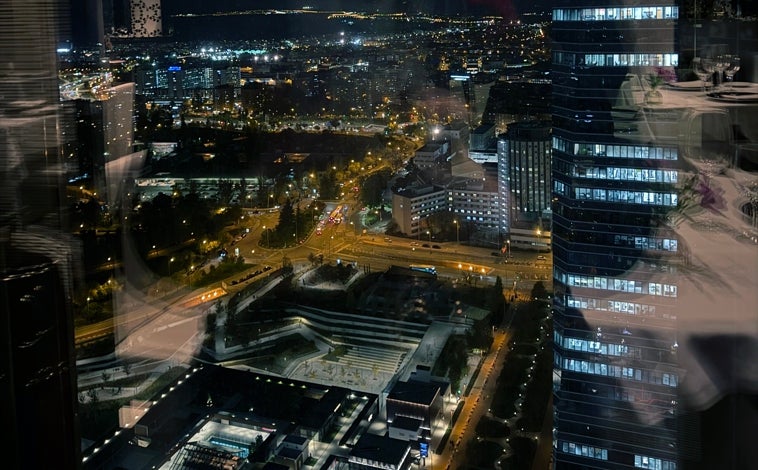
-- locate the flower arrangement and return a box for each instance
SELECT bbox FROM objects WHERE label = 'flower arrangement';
[647,73,665,90]
[644,67,674,104]
[649,66,677,87]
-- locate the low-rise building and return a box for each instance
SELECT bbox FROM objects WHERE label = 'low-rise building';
[273,435,310,470]
[392,184,449,237]
[437,120,470,147]
[348,433,413,470]
[388,416,423,442]
[386,378,445,430]
[449,177,500,230]
[470,123,496,151]
[412,142,449,170]
[509,219,551,252]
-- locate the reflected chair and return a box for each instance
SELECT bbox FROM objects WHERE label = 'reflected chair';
[681,108,734,167]
[612,74,651,141]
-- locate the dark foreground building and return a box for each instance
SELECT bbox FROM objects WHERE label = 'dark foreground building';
[1,0,82,468]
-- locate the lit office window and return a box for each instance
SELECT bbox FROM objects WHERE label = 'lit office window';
[635,454,677,469]
[554,6,679,22]
[560,440,609,460]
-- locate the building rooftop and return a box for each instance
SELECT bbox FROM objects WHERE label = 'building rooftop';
[277,447,303,460]
[262,462,290,470]
[472,123,496,134]
[89,365,373,469]
[387,379,441,406]
[393,183,439,198]
[350,433,410,465]
[391,415,423,432]
[300,387,349,430]
[283,434,307,446]
[416,142,445,154]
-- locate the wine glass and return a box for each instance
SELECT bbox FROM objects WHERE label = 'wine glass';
[714,54,730,90]
[701,57,715,91]
[724,56,741,91]
[693,57,713,93]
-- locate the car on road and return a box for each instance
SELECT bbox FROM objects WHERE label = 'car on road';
[537,255,546,260]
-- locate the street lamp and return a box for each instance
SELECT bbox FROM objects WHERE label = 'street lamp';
[168,257,175,276]
[426,230,432,253]
[263,225,270,247]
[268,193,273,208]
[453,220,459,245]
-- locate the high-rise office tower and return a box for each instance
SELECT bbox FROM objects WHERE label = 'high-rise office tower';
[103,0,131,35]
[450,73,476,125]
[551,2,682,469]
[72,82,136,203]
[1,0,82,468]
[498,120,552,226]
[70,0,105,50]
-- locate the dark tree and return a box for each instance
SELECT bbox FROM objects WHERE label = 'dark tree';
[318,171,339,200]
[187,178,199,196]
[359,169,390,208]
[433,335,468,393]
[218,179,234,206]
[531,281,548,300]
[489,276,506,326]
[275,198,296,241]
[468,317,494,351]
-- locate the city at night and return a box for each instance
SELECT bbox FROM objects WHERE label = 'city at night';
[1,1,756,469]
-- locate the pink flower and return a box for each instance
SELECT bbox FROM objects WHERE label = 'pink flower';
[654,66,677,84]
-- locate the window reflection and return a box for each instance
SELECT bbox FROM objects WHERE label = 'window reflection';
[1,0,755,468]
[552,1,757,468]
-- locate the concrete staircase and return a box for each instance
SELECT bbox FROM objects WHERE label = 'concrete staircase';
[336,344,408,375]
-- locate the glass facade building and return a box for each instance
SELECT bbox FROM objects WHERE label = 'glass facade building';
[551,1,682,468]
[552,0,758,468]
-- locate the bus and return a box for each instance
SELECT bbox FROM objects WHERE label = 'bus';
[328,204,344,224]
[409,264,437,275]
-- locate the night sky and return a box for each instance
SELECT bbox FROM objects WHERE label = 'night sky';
[155,0,552,41]
[161,0,551,17]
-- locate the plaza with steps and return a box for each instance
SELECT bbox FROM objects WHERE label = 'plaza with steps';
[335,344,408,375]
